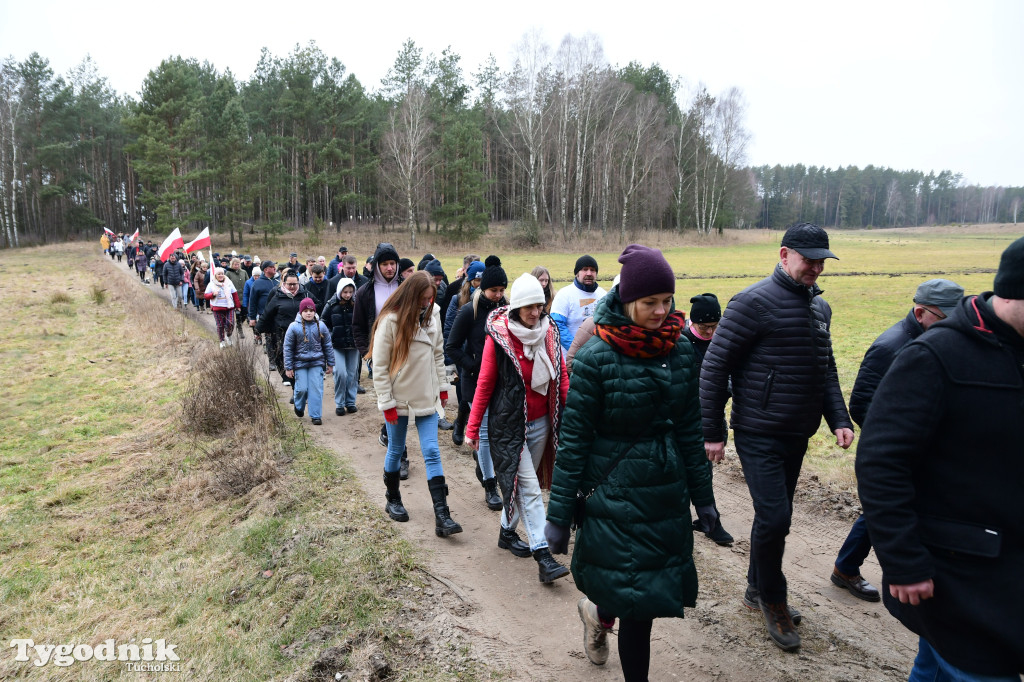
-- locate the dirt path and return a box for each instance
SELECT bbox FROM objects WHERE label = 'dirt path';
[128,262,917,681]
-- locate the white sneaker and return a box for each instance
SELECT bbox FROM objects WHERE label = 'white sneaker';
[219,341,226,349]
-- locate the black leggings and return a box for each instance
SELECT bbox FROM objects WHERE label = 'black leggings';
[597,606,653,682]
[618,617,654,682]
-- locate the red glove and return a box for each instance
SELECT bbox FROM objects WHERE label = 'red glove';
[383,407,398,424]
[440,391,448,402]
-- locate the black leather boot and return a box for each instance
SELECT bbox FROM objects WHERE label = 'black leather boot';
[482,478,502,511]
[383,470,408,522]
[534,548,570,583]
[427,476,462,537]
[498,526,532,557]
[451,402,469,446]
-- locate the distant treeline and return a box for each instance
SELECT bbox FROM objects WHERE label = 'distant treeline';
[2,37,1021,248]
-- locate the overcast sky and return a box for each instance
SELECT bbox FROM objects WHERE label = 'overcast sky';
[3,0,1022,186]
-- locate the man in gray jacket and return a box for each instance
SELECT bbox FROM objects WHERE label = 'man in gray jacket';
[700,222,855,652]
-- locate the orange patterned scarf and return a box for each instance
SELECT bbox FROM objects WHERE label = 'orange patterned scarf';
[596,311,685,359]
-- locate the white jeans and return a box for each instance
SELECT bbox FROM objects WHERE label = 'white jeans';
[500,417,550,551]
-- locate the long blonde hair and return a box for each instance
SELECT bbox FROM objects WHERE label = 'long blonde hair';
[366,271,436,375]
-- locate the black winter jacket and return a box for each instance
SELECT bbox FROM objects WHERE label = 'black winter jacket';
[256,290,302,334]
[700,264,851,441]
[444,293,504,402]
[162,260,183,286]
[352,245,403,357]
[847,309,923,427]
[304,277,332,314]
[856,294,1024,676]
[322,295,356,351]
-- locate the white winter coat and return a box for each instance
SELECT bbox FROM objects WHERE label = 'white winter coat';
[372,304,451,417]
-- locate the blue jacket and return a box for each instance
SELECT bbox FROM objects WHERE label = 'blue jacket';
[248,277,276,320]
[242,276,258,308]
[283,314,335,371]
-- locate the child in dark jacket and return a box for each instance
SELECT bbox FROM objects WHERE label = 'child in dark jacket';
[284,298,334,425]
[322,278,359,416]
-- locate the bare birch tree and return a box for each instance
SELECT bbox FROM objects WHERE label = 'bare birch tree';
[380,85,433,248]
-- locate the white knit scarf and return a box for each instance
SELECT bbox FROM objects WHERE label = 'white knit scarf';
[508,315,554,396]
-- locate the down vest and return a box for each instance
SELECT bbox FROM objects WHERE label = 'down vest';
[547,287,714,620]
[700,264,851,441]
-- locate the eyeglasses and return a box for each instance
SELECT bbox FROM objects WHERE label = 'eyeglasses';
[920,307,946,320]
[694,322,719,334]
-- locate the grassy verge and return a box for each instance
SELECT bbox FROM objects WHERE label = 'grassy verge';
[0,244,488,681]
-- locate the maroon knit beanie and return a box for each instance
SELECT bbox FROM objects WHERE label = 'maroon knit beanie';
[617,245,675,303]
[299,297,316,312]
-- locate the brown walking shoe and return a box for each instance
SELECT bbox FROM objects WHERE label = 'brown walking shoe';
[760,599,800,652]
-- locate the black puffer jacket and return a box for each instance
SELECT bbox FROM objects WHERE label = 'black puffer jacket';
[162,260,183,286]
[856,294,1024,676]
[700,264,851,441]
[847,309,923,427]
[256,290,302,334]
[444,292,504,402]
[322,295,356,351]
[304,277,332,314]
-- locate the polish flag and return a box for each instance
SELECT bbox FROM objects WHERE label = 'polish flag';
[103,227,116,237]
[184,227,211,254]
[157,228,184,261]
[129,228,140,243]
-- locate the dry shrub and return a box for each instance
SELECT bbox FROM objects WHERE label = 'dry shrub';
[182,341,282,437]
[89,284,107,304]
[50,291,73,304]
[182,341,285,497]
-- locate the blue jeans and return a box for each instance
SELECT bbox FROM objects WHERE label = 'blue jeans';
[734,429,808,604]
[332,348,359,408]
[835,515,872,575]
[476,406,495,480]
[500,417,550,550]
[385,413,443,479]
[293,366,324,419]
[908,637,1020,682]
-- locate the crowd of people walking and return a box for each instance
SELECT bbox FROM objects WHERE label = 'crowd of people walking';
[103,228,1024,682]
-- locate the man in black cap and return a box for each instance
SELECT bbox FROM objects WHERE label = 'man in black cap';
[831,279,964,604]
[550,254,606,351]
[701,222,854,652]
[240,255,254,277]
[286,253,301,276]
[857,237,1024,680]
[329,246,348,278]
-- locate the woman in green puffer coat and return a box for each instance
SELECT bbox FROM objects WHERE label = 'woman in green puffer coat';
[545,245,718,682]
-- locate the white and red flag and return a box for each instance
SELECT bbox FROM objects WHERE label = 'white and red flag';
[103,227,116,237]
[129,228,140,243]
[184,227,211,254]
[157,228,184,261]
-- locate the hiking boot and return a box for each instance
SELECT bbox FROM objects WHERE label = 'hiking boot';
[437,416,454,431]
[452,402,469,446]
[577,597,611,665]
[311,418,322,425]
[357,385,366,394]
[743,585,801,624]
[383,470,408,522]
[759,599,800,652]
[427,476,462,537]
[831,568,881,602]
[336,407,345,416]
[482,478,502,511]
[534,548,570,583]
[497,526,531,558]
[347,405,357,414]
[378,424,388,448]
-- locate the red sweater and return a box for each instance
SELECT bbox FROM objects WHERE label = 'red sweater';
[466,333,569,441]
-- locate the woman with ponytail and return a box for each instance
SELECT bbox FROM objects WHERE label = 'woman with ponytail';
[368,271,459,537]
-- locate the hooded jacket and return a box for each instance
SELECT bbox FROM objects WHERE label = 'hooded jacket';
[700,264,852,441]
[856,294,1024,676]
[443,291,505,402]
[322,281,357,351]
[283,313,335,371]
[352,243,403,357]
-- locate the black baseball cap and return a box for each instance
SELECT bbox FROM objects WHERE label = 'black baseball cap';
[781,223,838,260]
[339,246,348,253]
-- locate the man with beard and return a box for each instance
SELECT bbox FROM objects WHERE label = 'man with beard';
[550,255,606,351]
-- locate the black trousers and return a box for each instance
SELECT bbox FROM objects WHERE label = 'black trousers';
[733,429,808,604]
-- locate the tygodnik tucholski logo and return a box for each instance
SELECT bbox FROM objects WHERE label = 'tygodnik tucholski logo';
[9,638,181,671]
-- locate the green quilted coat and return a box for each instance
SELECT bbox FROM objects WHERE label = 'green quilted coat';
[547,287,714,620]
